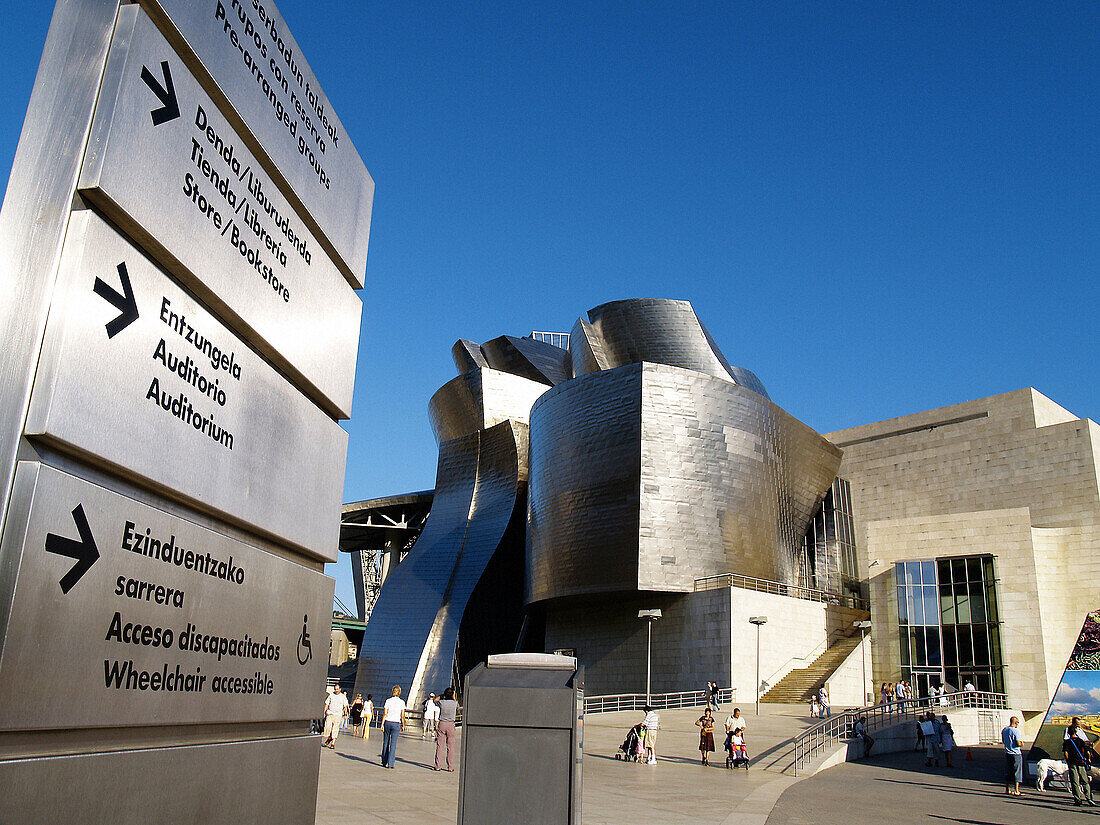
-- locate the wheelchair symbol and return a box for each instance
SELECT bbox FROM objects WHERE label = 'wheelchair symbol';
[297,614,312,665]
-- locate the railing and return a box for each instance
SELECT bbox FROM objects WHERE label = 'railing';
[792,690,1008,776]
[760,627,854,693]
[694,572,869,611]
[584,687,736,714]
[529,331,570,350]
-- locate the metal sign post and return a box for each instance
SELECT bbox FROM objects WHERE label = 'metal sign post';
[0,2,372,822]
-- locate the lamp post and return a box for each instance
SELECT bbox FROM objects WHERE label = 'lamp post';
[749,616,767,716]
[854,620,872,706]
[638,609,662,704]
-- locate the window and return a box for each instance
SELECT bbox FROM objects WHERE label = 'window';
[895,555,1003,693]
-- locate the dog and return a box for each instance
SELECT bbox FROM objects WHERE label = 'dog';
[1036,758,1069,792]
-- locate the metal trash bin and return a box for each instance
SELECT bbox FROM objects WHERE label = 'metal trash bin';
[458,653,583,825]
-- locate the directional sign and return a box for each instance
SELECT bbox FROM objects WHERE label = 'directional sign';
[80,7,361,417]
[44,504,101,593]
[25,211,346,559]
[143,0,373,287]
[0,462,332,729]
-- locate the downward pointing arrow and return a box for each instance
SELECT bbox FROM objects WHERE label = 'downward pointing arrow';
[93,262,139,339]
[141,60,180,126]
[45,504,100,594]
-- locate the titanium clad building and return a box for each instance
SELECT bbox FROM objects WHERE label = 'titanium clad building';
[354,299,853,705]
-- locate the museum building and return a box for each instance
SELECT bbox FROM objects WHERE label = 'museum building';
[346,300,1100,729]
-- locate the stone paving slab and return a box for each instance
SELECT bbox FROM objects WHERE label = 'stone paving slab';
[766,744,1100,825]
[316,703,815,825]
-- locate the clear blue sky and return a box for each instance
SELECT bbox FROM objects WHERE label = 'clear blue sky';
[3,2,1098,611]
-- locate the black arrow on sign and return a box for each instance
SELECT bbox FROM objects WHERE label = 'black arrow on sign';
[140,60,180,126]
[45,504,100,594]
[93,262,139,339]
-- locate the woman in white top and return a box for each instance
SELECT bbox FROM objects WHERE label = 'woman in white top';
[423,694,440,740]
[642,706,660,765]
[380,685,406,769]
[363,694,375,740]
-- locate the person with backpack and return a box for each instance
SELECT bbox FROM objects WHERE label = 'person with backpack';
[1064,716,1097,806]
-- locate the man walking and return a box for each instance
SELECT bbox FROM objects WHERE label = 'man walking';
[1064,716,1096,807]
[818,685,831,717]
[1002,716,1023,796]
[321,685,349,749]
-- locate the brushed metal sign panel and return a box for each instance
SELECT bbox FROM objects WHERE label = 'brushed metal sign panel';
[80,7,360,418]
[26,211,345,559]
[0,462,332,729]
[0,736,319,825]
[141,0,373,287]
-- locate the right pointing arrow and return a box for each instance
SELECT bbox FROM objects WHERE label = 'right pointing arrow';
[93,261,139,339]
[140,60,180,126]
[45,504,100,594]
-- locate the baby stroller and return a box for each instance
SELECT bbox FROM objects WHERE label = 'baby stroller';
[615,723,647,762]
[725,732,749,769]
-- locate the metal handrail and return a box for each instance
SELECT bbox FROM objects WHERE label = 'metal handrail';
[584,687,737,714]
[791,690,1008,776]
[760,627,854,691]
[694,572,869,611]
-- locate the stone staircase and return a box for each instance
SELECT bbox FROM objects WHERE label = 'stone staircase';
[761,633,862,703]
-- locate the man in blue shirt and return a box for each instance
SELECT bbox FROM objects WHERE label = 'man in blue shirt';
[1001,716,1023,796]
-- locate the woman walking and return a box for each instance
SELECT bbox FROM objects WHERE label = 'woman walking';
[434,688,460,771]
[940,716,955,767]
[380,685,406,769]
[696,707,716,766]
[363,694,375,741]
[349,693,365,738]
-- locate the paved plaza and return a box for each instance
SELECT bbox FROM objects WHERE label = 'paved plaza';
[317,704,1100,824]
[768,745,1099,825]
[316,704,811,825]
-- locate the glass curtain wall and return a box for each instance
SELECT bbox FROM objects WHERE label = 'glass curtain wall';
[802,477,860,597]
[896,555,1003,695]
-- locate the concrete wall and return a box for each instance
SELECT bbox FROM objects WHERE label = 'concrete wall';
[817,708,1020,773]
[827,633,873,708]
[544,585,869,700]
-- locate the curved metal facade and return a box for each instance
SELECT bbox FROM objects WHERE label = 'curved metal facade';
[427,368,549,444]
[353,420,529,708]
[576,298,769,399]
[357,298,843,700]
[526,364,840,604]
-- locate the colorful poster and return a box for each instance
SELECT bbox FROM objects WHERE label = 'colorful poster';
[1028,610,1100,762]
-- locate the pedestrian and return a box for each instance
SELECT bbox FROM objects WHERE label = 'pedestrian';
[940,716,955,767]
[880,682,891,705]
[696,707,716,766]
[434,687,460,771]
[819,685,831,717]
[349,693,365,738]
[914,715,925,752]
[725,707,747,755]
[710,680,721,710]
[422,693,439,740]
[963,679,976,692]
[643,705,660,765]
[921,713,941,767]
[854,715,875,758]
[1063,716,1096,806]
[895,680,907,713]
[937,684,948,707]
[810,695,820,718]
[364,694,375,740]
[1002,715,1023,796]
[380,685,406,769]
[321,685,349,749]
